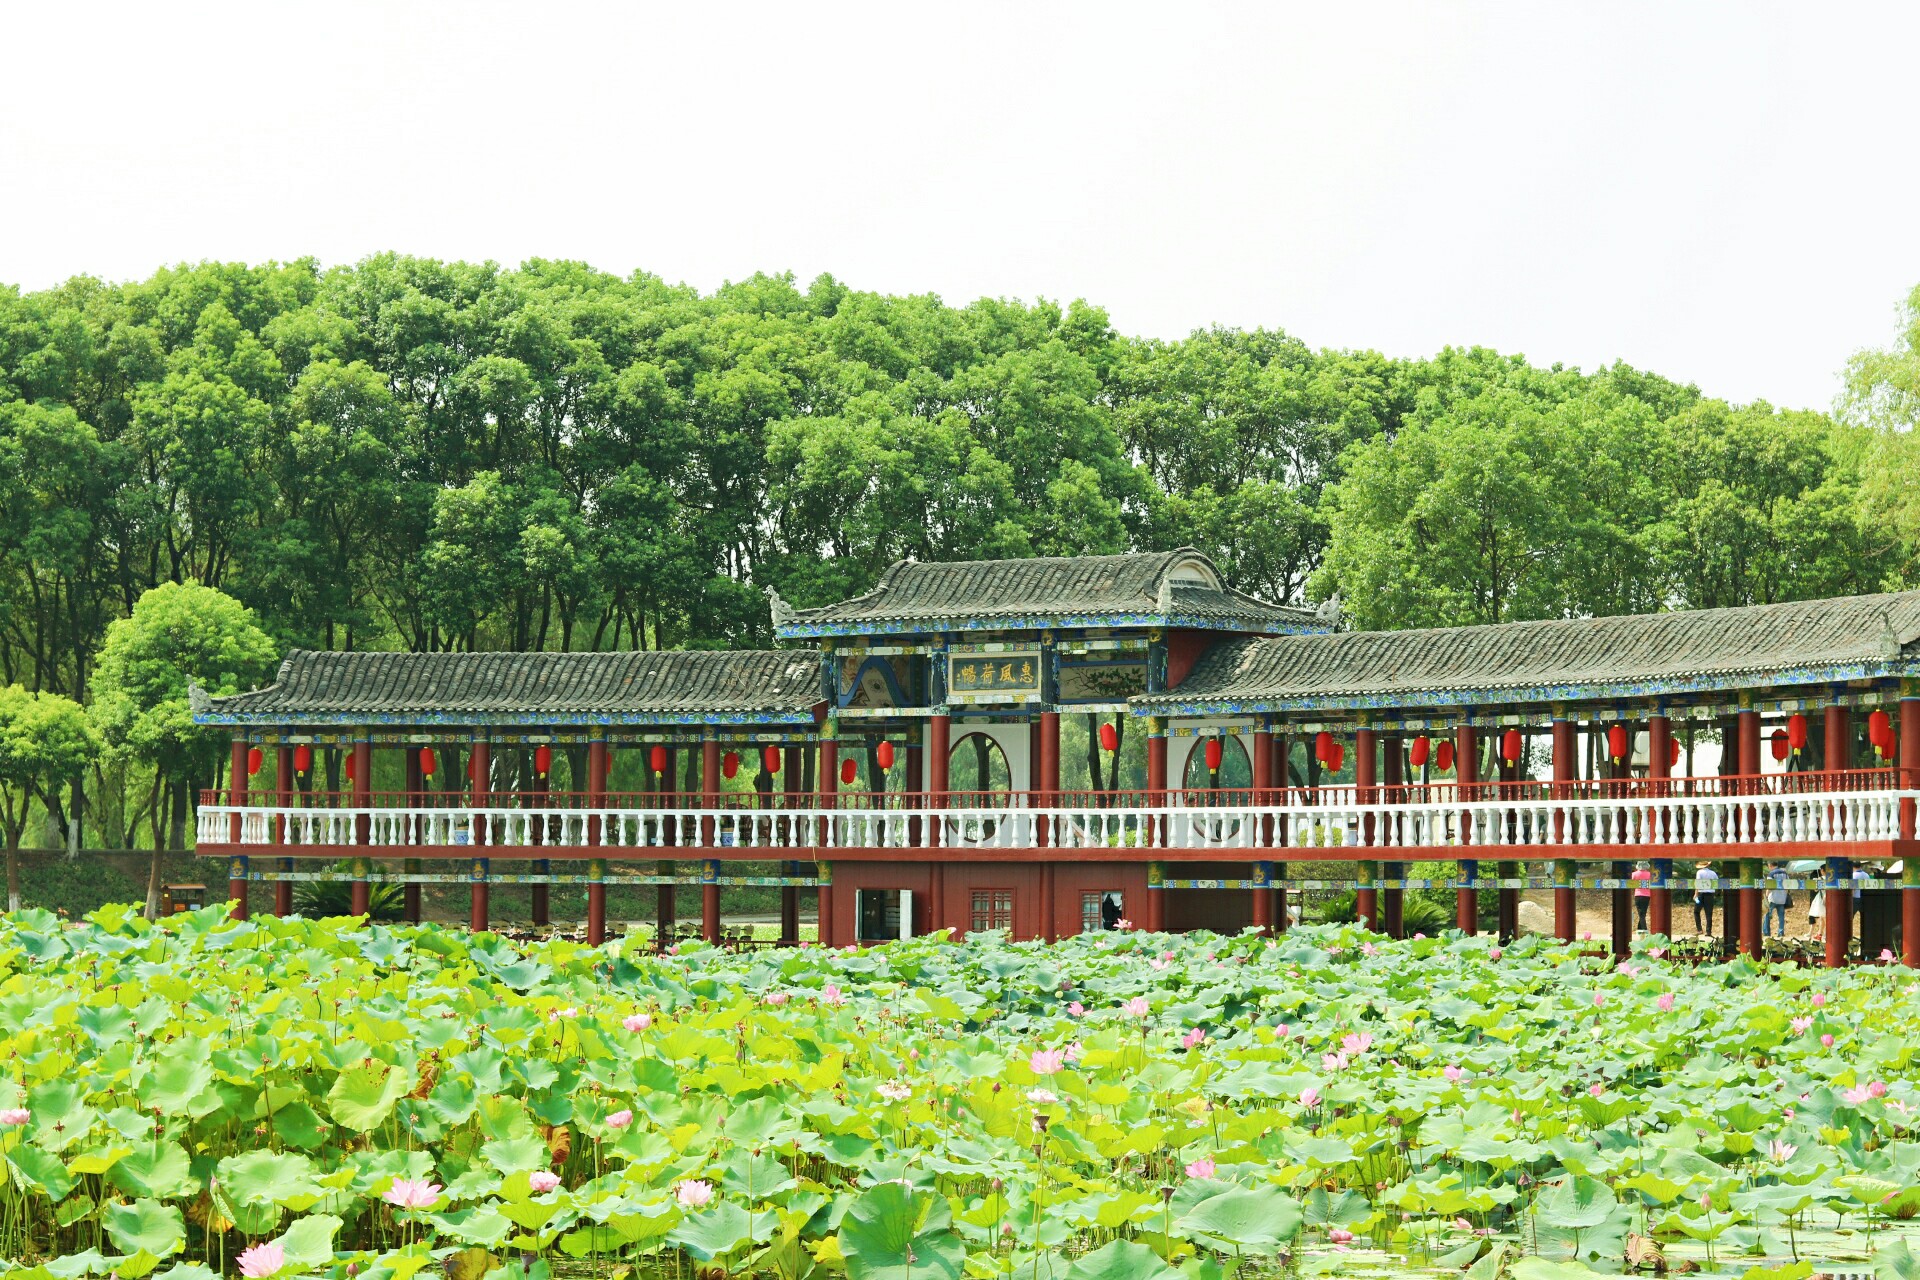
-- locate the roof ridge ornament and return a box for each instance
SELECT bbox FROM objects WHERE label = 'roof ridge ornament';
[1155,575,1175,614]
[187,680,210,716]
[1879,607,1901,660]
[1315,592,1344,629]
[765,584,795,628]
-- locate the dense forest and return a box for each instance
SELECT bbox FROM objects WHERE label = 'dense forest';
[4,257,1920,860]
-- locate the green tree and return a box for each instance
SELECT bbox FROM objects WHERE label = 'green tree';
[90,582,276,915]
[0,685,100,911]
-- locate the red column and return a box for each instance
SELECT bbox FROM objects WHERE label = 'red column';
[656,746,677,948]
[1456,725,1478,934]
[469,740,491,932]
[781,745,803,943]
[350,738,372,918]
[1610,727,1633,961]
[586,738,608,945]
[1252,728,1273,931]
[1551,720,1575,943]
[817,733,837,944]
[1737,709,1762,958]
[403,746,424,925]
[1825,706,1850,968]
[274,745,294,917]
[1145,719,1168,932]
[1380,735,1403,938]
[702,736,721,943]
[929,713,950,849]
[1902,698,1920,968]
[228,739,249,919]
[905,733,925,849]
[1648,715,1673,937]
[1355,728,1377,930]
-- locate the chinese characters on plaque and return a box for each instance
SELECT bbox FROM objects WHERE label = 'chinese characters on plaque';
[948,650,1042,699]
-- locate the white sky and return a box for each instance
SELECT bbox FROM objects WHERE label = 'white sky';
[2,2,1915,412]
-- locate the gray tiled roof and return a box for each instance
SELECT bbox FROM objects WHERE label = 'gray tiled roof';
[197,649,822,725]
[778,549,1321,635]
[1137,589,1920,713]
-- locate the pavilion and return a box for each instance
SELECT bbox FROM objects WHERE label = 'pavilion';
[192,549,1920,967]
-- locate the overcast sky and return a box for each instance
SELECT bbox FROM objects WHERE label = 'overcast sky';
[3,2,1914,412]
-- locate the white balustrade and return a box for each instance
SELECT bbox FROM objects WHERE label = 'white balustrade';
[196,788,1918,855]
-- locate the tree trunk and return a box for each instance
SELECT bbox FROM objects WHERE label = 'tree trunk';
[7,844,19,914]
[170,777,189,852]
[146,843,164,919]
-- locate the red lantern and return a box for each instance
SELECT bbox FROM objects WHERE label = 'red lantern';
[1787,713,1808,752]
[1769,729,1789,763]
[293,744,312,774]
[1409,735,1431,768]
[344,754,355,782]
[1501,729,1522,765]
[1669,738,1681,769]
[1870,709,1892,756]
[1099,722,1118,753]
[722,750,739,779]
[420,747,437,777]
[533,745,552,776]
[649,745,668,775]
[840,757,857,786]
[1607,724,1627,762]
[877,740,896,770]
[763,745,781,775]
[1204,737,1223,772]
[1314,731,1334,764]
[1435,740,1455,773]
[246,746,262,776]
[1327,741,1345,773]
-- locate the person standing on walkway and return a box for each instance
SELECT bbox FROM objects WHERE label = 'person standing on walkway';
[1631,862,1652,932]
[1693,861,1719,935]
[1764,865,1790,940]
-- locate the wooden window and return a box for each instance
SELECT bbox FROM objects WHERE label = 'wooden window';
[970,888,1013,932]
[1082,891,1122,933]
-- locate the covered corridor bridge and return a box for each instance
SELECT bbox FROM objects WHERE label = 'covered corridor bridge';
[192,550,1920,968]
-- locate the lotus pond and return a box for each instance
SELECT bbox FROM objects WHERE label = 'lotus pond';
[2,906,1920,1280]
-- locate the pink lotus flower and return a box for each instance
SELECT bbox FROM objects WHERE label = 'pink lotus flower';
[547,1006,577,1022]
[1698,1192,1712,1212]
[1489,948,1502,961]
[675,1179,714,1208]
[529,1170,561,1193]
[1591,992,1606,1008]
[384,1178,443,1209]
[1322,1052,1349,1072]
[606,1108,633,1129]
[1123,997,1151,1018]
[1617,962,1639,977]
[1341,1032,1372,1055]
[236,1242,285,1278]
[1274,1023,1290,1038]
[1360,942,1378,957]
[1656,993,1675,1012]
[1811,992,1827,1008]
[765,992,789,1005]
[1180,1027,1206,1050]
[1030,1048,1066,1075]
[1065,1042,1085,1062]
[1443,1065,1463,1082]
[1870,1080,1889,1098]
[878,1080,912,1102]
[1820,1034,1835,1049]
[1328,1227,1353,1244]
[1149,957,1170,971]
[1067,1001,1086,1017]
[623,1013,652,1032]
[1114,918,1133,930]
[1880,949,1897,963]
[1185,1158,1216,1179]
[1300,1086,1321,1108]
[0,1108,27,1127]
[1769,1139,1797,1162]
[1588,1083,1605,1097]
[820,984,847,1006]
[1844,1086,1872,1106]
[1790,1016,1813,1034]
[1026,1088,1058,1105]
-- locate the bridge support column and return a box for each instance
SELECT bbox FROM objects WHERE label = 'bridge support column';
[1380,735,1403,937]
[403,858,422,924]
[1739,857,1762,958]
[228,736,250,920]
[1648,716,1673,937]
[350,855,370,919]
[274,744,294,917]
[1551,719,1576,943]
[469,740,491,932]
[1146,719,1168,931]
[587,858,607,945]
[1355,729,1377,930]
[702,735,721,944]
[1355,859,1378,933]
[1826,856,1851,969]
[469,857,489,932]
[1553,859,1577,943]
[817,862,835,946]
[1650,857,1673,938]
[1456,725,1478,935]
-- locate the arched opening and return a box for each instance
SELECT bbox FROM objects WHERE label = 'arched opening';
[1181,734,1253,846]
[947,732,1012,843]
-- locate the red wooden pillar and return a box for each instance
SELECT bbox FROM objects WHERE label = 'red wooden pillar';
[1497,748,1520,944]
[1609,726,1633,961]
[1648,715,1673,937]
[469,740,491,931]
[274,744,294,917]
[702,736,721,943]
[228,738,250,919]
[1902,697,1920,967]
[1737,709,1762,958]
[1251,727,1272,932]
[1380,734,1403,938]
[403,746,424,925]
[1551,720,1576,943]
[655,745,677,949]
[1145,718,1168,932]
[817,733,837,945]
[529,744,551,929]
[1825,706,1851,968]
[350,738,372,919]
[1037,709,1059,851]
[929,714,950,849]
[1355,728,1377,931]
[1271,730,1290,931]
[1456,725,1478,934]
[586,738,608,945]
[782,744,804,943]
[905,732,924,849]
